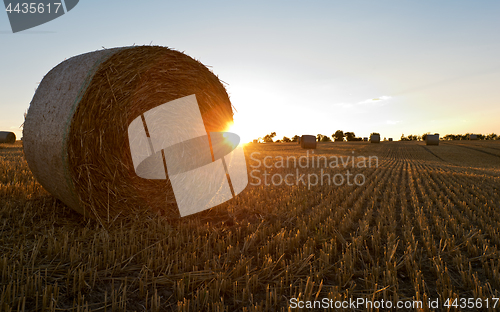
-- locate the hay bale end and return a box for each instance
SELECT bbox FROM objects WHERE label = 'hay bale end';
[370,134,380,143]
[300,135,316,149]
[0,131,16,144]
[426,134,440,145]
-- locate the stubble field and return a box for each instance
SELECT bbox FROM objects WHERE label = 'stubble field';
[1,140,500,311]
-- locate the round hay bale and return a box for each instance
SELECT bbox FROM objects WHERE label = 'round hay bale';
[370,134,380,143]
[0,131,16,144]
[23,46,234,222]
[426,134,439,145]
[300,135,316,149]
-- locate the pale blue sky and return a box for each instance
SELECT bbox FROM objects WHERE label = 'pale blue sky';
[1,0,499,142]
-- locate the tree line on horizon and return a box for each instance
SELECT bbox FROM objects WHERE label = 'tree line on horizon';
[401,133,498,141]
[254,132,498,143]
[256,131,379,143]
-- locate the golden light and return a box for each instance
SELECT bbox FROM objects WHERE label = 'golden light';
[223,121,235,133]
[223,121,248,147]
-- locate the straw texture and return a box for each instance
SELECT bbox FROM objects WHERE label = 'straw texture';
[23,46,234,222]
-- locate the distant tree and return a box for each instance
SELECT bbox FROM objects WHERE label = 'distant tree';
[401,134,418,141]
[282,136,291,142]
[263,132,276,143]
[487,133,498,140]
[333,130,345,142]
[451,135,457,140]
[291,135,300,142]
[345,132,356,141]
[440,133,498,141]
[317,134,332,142]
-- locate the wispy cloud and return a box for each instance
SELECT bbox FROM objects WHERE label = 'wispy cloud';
[386,120,401,125]
[333,95,393,108]
[358,95,392,105]
[333,102,354,108]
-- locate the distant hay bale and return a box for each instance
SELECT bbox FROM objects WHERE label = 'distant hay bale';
[470,134,478,140]
[0,131,16,144]
[426,134,439,145]
[300,135,316,149]
[23,46,234,222]
[370,134,380,143]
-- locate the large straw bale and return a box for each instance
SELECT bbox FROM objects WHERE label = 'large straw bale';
[300,135,316,149]
[370,134,380,143]
[23,46,234,222]
[0,131,16,144]
[426,134,439,145]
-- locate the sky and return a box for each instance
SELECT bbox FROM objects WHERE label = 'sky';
[1,0,499,143]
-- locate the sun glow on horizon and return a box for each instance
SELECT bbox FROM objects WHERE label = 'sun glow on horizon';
[223,119,254,145]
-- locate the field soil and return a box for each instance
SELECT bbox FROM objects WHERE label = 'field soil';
[1,140,499,311]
